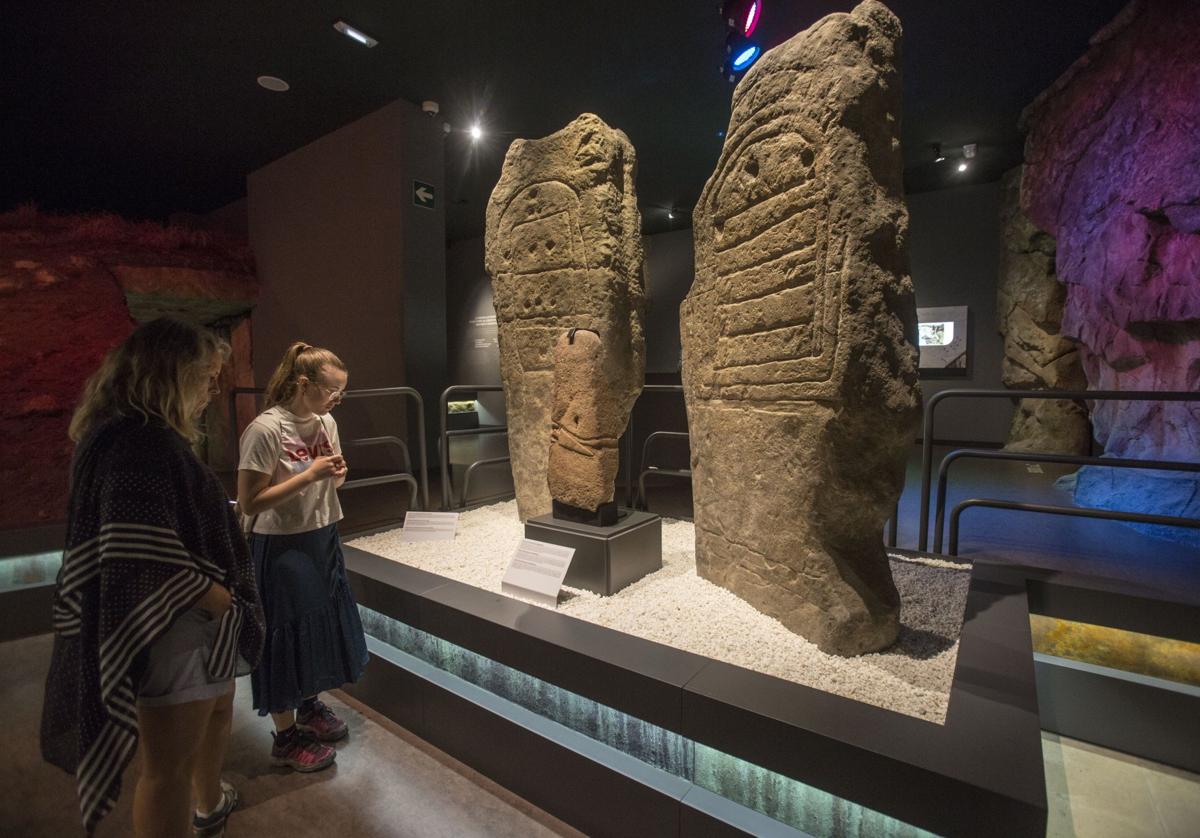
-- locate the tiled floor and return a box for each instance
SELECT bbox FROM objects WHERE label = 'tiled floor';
[1043,732,1200,838]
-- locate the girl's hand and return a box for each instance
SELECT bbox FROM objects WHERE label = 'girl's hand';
[306,455,343,482]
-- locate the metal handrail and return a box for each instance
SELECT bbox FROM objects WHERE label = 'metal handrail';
[634,430,690,512]
[638,431,689,477]
[345,435,412,476]
[460,456,514,509]
[948,498,1200,556]
[341,472,420,500]
[917,389,1200,551]
[933,449,1200,553]
[439,384,510,510]
[227,384,428,511]
[637,468,693,519]
[625,384,685,506]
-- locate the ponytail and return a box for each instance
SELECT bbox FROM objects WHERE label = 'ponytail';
[263,341,346,409]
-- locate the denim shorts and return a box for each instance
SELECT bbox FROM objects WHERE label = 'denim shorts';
[136,608,234,707]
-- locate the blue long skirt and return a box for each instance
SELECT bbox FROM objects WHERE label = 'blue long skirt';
[249,524,368,715]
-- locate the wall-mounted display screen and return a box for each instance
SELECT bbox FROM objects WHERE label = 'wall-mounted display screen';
[916,306,968,373]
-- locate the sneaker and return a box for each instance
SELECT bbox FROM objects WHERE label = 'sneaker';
[193,779,237,838]
[296,699,349,742]
[270,726,336,772]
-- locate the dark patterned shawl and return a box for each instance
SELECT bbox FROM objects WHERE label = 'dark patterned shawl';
[40,416,264,833]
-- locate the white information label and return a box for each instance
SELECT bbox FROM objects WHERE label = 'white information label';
[401,511,459,543]
[501,538,576,608]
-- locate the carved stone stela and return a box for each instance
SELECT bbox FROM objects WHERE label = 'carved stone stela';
[681,0,921,655]
[547,329,622,517]
[485,114,645,521]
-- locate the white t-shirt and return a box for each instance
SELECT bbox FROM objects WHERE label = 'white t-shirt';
[238,406,343,535]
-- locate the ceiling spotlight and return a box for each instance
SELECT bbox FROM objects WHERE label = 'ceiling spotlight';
[668,211,675,220]
[963,143,977,159]
[932,143,945,163]
[257,75,289,92]
[470,123,483,141]
[957,161,969,173]
[333,20,378,47]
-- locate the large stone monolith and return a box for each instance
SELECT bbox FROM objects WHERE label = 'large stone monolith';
[997,166,1090,455]
[485,114,645,521]
[681,0,921,655]
[1021,0,1200,544]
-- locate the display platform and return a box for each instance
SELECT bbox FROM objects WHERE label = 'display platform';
[0,524,63,642]
[349,502,969,722]
[526,507,662,595]
[340,536,1054,837]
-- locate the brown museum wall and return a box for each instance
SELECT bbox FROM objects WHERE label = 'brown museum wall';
[908,181,1010,444]
[247,98,446,456]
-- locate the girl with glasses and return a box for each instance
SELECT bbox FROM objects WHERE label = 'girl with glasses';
[236,342,368,774]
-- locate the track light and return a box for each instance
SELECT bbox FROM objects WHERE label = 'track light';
[932,143,946,163]
[333,20,378,48]
[719,1,764,82]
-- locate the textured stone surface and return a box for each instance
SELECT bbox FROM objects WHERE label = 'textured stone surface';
[0,208,258,530]
[996,166,1090,454]
[547,329,623,512]
[485,114,645,521]
[1021,0,1200,542]
[680,1,920,655]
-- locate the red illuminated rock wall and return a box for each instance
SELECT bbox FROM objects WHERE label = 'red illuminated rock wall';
[0,208,257,530]
[1020,0,1200,542]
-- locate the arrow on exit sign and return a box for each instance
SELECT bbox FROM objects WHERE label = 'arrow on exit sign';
[413,181,435,209]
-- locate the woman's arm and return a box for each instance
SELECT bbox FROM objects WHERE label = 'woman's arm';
[195,579,232,617]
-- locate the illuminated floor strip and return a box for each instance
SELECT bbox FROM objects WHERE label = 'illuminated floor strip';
[365,635,811,837]
[360,606,937,837]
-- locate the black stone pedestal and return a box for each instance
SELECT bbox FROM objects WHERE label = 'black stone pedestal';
[524,508,662,596]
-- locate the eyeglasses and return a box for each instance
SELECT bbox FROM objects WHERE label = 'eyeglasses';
[312,381,345,401]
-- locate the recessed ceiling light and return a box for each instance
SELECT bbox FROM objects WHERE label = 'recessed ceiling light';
[257,75,289,92]
[334,20,378,47]
[957,161,969,173]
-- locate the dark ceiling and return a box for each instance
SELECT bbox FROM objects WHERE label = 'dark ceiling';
[2,1,1128,241]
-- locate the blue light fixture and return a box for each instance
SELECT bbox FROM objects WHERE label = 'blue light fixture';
[731,44,761,72]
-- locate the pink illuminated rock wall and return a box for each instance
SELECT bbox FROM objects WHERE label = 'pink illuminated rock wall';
[1021,0,1200,542]
[0,208,258,530]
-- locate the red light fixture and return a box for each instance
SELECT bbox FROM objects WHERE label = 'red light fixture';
[744,1,761,36]
[723,1,763,37]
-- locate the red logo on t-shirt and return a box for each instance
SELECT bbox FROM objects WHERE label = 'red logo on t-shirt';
[283,434,334,464]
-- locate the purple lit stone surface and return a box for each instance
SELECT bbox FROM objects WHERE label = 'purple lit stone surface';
[1021,0,1200,543]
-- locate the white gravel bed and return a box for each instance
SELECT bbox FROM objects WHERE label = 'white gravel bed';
[348,501,970,722]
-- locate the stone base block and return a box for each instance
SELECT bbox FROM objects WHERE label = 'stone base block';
[525,509,661,596]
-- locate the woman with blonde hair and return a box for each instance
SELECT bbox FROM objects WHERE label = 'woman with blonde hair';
[237,342,367,772]
[41,317,265,838]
